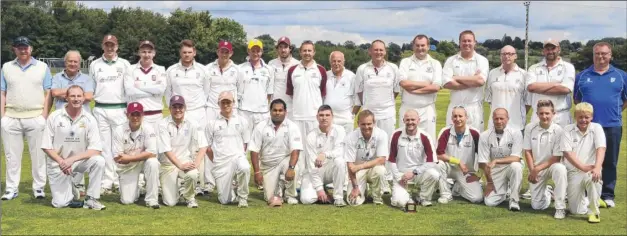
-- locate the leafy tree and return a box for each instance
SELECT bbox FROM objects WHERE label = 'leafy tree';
[343,40,356,49]
[513,37,524,49]
[436,41,457,57]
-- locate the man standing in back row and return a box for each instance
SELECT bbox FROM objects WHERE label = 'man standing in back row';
[269,37,299,120]
[324,51,360,133]
[442,30,490,132]
[90,34,132,195]
[1,36,53,200]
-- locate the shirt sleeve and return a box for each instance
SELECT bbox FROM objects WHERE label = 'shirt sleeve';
[441,57,455,85]
[205,120,215,148]
[327,127,346,160]
[552,128,563,157]
[560,63,576,92]
[247,123,263,153]
[432,60,443,87]
[144,126,158,155]
[355,66,364,93]
[573,71,583,102]
[477,133,490,164]
[392,65,401,93]
[40,114,55,150]
[111,126,125,156]
[621,70,627,101]
[124,69,152,98]
[86,117,103,151]
[266,66,275,95]
[523,125,532,150]
[195,123,208,149]
[51,74,61,89]
[304,132,318,172]
[83,75,95,93]
[289,124,303,151]
[375,132,389,159]
[343,134,356,163]
[484,70,494,103]
[594,124,607,149]
[478,56,490,82]
[0,68,6,91]
[158,122,172,153]
[165,68,173,106]
[511,130,523,158]
[43,66,53,90]
[202,66,212,102]
[559,130,574,153]
[398,59,409,81]
[525,66,538,86]
[241,118,251,144]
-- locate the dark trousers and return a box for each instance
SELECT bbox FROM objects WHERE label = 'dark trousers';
[602,126,623,200]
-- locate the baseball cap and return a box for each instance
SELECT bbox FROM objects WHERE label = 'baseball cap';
[277,36,291,47]
[218,91,235,104]
[543,39,559,48]
[102,34,118,45]
[139,40,155,49]
[248,39,263,50]
[126,102,144,114]
[218,40,233,52]
[13,36,31,47]
[170,95,186,106]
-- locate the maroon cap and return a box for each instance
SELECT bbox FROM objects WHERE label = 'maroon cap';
[277,36,291,46]
[170,95,186,106]
[218,40,233,52]
[139,40,155,49]
[126,102,144,114]
[102,34,118,45]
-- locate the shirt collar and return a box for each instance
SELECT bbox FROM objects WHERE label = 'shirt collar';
[498,64,521,73]
[454,52,477,61]
[178,60,197,69]
[61,106,87,121]
[399,129,419,140]
[450,125,470,136]
[13,57,37,67]
[166,116,188,126]
[366,60,388,68]
[61,70,83,80]
[358,127,380,142]
[411,54,432,63]
[266,119,288,129]
[540,57,564,68]
[314,125,339,138]
[298,60,318,69]
[102,55,118,64]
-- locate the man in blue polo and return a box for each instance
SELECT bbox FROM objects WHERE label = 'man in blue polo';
[51,50,95,197]
[574,41,627,208]
[1,36,53,200]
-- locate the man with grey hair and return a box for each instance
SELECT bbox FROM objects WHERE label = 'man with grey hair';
[50,50,96,197]
[324,51,360,133]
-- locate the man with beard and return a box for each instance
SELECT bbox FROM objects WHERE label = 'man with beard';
[41,85,106,210]
[574,42,627,208]
[205,91,251,207]
[442,30,490,132]
[398,34,442,140]
[388,109,440,208]
[300,105,347,207]
[268,37,299,120]
[324,51,360,133]
[344,110,389,206]
[526,39,575,127]
[89,34,132,195]
[249,99,303,206]
[478,108,524,211]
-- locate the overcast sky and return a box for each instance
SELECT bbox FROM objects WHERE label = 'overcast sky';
[80,1,626,45]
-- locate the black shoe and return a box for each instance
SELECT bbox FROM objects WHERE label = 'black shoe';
[68,200,85,208]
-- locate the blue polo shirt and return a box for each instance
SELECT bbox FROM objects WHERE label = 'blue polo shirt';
[51,70,94,111]
[574,65,627,127]
[0,57,53,91]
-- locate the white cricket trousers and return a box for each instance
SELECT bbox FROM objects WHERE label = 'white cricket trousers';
[212,156,251,204]
[446,102,484,132]
[530,163,567,210]
[347,165,386,206]
[159,163,199,207]
[186,107,214,192]
[92,107,127,189]
[294,119,318,186]
[300,157,347,204]
[484,162,523,206]
[399,104,437,141]
[136,113,164,189]
[261,158,298,202]
[117,158,160,206]
[374,115,395,191]
[47,155,105,208]
[567,171,602,215]
[438,162,483,203]
[1,115,47,193]
[391,166,440,206]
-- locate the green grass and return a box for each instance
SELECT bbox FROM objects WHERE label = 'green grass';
[1,90,626,235]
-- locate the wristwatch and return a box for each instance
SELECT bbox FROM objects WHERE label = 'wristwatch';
[289,165,296,170]
[412,169,419,176]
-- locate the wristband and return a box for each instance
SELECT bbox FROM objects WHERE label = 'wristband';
[449,157,461,165]
[288,165,296,170]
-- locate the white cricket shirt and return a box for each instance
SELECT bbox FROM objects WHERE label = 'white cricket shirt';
[286,61,327,121]
[268,57,300,106]
[304,124,346,191]
[238,61,274,113]
[112,124,158,172]
[344,127,389,165]
[248,119,303,170]
[523,121,564,165]
[157,116,208,165]
[388,128,436,172]
[560,123,606,172]
[90,56,132,104]
[165,61,210,111]
[442,52,490,106]
[485,65,528,131]
[205,114,250,168]
[125,63,167,111]
[355,60,401,120]
[206,60,241,109]
[323,69,357,124]
[436,126,481,173]
[477,127,523,173]
[526,58,576,112]
[398,54,443,108]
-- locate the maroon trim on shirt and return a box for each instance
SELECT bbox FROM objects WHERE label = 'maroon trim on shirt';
[436,128,451,155]
[140,66,153,75]
[470,129,480,155]
[286,65,298,96]
[317,65,327,97]
[420,133,434,162]
[388,130,403,163]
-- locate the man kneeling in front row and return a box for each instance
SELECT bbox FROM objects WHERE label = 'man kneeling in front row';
[41,85,106,210]
[113,102,160,209]
[300,105,347,207]
[388,109,440,208]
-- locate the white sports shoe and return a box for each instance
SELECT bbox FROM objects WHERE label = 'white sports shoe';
[421,200,433,207]
[334,198,347,207]
[187,198,199,208]
[286,197,299,205]
[438,196,452,204]
[238,199,248,208]
[509,200,520,211]
[1,191,18,200]
[554,209,566,219]
[34,189,45,199]
[72,185,80,200]
[84,197,106,210]
[604,199,616,208]
[521,189,532,199]
[373,197,384,205]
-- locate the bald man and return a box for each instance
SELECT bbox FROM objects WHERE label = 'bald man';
[388,109,440,208]
[324,51,360,133]
[478,108,524,211]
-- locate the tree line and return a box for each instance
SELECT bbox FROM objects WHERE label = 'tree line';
[2,1,625,72]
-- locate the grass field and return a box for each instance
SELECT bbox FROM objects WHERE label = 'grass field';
[1,90,626,235]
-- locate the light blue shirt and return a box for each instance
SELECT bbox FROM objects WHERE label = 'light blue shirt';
[1,57,52,91]
[51,70,94,111]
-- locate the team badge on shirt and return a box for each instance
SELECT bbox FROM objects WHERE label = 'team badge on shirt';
[611,77,616,83]
[152,75,157,81]
[196,72,200,78]
[58,122,65,128]
[557,70,562,76]
[117,67,123,73]
[507,143,513,148]
[230,71,236,77]
[79,122,85,128]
